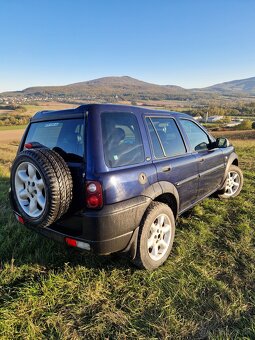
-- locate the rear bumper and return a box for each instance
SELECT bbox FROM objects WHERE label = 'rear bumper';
[10,190,151,254]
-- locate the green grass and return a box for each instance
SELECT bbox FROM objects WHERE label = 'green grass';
[0,125,27,131]
[0,140,254,339]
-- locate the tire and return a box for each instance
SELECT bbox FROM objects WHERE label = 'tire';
[133,202,175,270]
[10,148,73,228]
[38,148,73,219]
[217,164,243,199]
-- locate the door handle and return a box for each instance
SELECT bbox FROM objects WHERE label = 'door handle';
[162,166,171,172]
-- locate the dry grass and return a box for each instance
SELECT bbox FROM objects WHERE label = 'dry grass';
[213,129,255,140]
[0,130,24,143]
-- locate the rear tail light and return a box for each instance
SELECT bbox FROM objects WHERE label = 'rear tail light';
[85,181,103,209]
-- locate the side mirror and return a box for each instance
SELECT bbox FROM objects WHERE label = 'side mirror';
[216,137,231,148]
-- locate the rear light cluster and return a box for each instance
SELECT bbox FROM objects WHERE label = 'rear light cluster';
[85,181,103,209]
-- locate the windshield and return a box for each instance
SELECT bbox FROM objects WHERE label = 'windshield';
[24,119,84,162]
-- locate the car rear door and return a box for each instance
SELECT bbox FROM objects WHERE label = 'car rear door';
[24,118,86,212]
[145,115,199,212]
[178,119,225,198]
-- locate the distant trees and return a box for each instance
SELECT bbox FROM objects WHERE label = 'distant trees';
[0,105,29,126]
[221,116,231,123]
[0,116,29,126]
[236,120,253,130]
[208,106,226,116]
[187,101,255,119]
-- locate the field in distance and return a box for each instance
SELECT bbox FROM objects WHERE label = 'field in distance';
[0,102,76,117]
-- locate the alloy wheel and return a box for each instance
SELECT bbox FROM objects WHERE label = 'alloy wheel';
[14,161,46,217]
[224,171,240,197]
[147,213,172,261]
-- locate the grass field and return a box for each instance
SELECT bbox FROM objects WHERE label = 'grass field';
[0,136,254,339]
[0,102,76,128]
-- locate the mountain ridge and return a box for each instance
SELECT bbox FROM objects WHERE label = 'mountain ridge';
[203,76,255,94]
[1,75,255,100]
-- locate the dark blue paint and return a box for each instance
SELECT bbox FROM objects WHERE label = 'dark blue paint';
[28,103,234,211]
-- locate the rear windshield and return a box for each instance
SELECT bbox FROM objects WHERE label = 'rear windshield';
[25,119,84,162]
[101,112,144,168]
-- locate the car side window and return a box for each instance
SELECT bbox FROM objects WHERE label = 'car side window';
[146,118,165,158]
[101,112,145,168]
[180,119,210,152]
[146,117,186,158]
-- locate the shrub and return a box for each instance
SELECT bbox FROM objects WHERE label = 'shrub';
[237,120,253,130]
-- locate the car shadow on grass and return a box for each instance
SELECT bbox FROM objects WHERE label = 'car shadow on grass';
[1,220,133,271]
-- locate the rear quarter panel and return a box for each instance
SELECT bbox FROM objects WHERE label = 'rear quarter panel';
[86,106,158,204]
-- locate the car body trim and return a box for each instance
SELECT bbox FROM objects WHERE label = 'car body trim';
[199,163,225,177]
[176,174,199,187]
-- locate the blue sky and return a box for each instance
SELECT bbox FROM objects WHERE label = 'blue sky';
[0,0,255,92]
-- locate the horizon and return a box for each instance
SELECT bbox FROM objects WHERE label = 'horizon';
[1,74,255,94]
[1,0,255,92]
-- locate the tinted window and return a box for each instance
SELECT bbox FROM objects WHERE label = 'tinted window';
[180,119,209,151]
[101,112,144,167]
[25,119,84,162]
[147,117,186,158]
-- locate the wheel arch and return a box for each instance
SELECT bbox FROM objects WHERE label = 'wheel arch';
[232,158,238,166]
[141,181,179,218]
[225,152,239,178]
[219,152,239,191]
[125,181,179,259]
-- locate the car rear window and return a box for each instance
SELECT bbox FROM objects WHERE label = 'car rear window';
[101,112,145,168]
[24,119,84,162]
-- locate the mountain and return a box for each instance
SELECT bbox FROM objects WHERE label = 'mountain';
[1,76,192,101]
[203,76,255,95]
[1,75,255,101]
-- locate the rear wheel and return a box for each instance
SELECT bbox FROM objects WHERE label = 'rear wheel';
[217,164,243,199]
[133,202,175,270]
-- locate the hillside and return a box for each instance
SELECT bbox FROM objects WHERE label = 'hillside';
[0,76,194,101]
[203,76,255,95]
[1,75,255,102]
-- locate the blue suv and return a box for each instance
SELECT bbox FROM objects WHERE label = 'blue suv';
[10,104,243,270]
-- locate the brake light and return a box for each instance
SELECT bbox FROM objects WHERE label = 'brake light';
[86,181,103,208]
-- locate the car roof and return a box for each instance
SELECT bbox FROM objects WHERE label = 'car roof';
[31,103,192,122]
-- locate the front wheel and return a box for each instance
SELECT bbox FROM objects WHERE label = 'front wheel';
[133,202,175,270]
[217,164,243,199]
